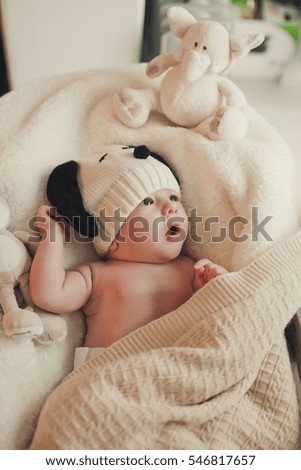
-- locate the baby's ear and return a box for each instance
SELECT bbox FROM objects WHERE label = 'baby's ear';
[47,161,98,238]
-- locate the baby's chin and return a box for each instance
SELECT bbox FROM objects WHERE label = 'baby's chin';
[107,237,185,264]
[141,245,184,264]
[108,249,182,264]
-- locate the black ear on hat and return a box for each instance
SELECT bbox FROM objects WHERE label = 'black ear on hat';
[46,160,98,238]
[133,145,150,159]
[133,145,180,184]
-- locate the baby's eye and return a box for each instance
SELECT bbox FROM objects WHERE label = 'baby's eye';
[141,197,154,206]
[194,41,198,48]
[170,195,179,202]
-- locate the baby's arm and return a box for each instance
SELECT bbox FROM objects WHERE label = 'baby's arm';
[193,259,228,292]
[29,205,92,314]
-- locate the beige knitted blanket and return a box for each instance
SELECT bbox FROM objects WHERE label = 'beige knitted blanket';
[31,230,301,450]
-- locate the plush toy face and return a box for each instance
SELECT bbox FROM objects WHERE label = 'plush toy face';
[176,21,231,74]
[167,6,264,75]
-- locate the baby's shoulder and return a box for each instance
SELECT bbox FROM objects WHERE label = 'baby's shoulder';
[75,260,106,279]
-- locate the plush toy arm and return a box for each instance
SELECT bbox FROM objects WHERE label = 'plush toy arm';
[146,54,178,78]
[217,76,246,109]
[7,230,67,344]
[19,271,67,345]
[1,283,44,337]
[19,272,34,307]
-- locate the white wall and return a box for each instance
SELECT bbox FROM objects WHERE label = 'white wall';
[0,0,145,88]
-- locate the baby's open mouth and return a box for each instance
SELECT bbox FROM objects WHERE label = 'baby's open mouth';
[166,223,181,238]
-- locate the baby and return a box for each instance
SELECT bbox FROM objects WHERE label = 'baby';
[29,146,227,366]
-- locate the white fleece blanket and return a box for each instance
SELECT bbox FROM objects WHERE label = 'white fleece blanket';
[0,64,299,449]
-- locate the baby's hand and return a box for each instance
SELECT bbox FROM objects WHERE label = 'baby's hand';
[35,205,66,240]
[193,258,228,290]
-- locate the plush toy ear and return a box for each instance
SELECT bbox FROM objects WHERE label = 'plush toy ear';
[46,161,98,238]
[230,33,265,60]
[222,33,265,74]
[133,145,151,159]
[167,6,196,39]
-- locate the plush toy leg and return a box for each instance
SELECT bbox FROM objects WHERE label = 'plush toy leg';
[1,284,44,338]
[192,117,220,141]
[18,273,67,345]
[212,106,247,140]
[193,106,247,140]
[112,88,160,128]
[34,313,67,345]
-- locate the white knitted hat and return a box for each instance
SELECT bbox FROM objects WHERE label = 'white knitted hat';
[77,146,180,257]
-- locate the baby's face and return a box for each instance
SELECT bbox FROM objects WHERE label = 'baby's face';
[108,189,188,263]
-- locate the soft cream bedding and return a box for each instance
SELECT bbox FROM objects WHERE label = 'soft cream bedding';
[0,64,300,449]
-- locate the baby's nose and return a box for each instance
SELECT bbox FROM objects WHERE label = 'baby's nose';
[162,201,177,216]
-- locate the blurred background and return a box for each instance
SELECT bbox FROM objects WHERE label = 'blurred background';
[0,0,300,159]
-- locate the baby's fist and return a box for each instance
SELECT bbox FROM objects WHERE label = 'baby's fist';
[193,259,227,290]
[35,205,65,240]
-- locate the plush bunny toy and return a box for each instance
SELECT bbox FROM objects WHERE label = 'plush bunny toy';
[113,6,264,140]
[0,197,67,344]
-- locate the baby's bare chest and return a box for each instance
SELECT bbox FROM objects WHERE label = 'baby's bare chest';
[90,261,193,317]
[84,260,194,347]
[119,267,186,297]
